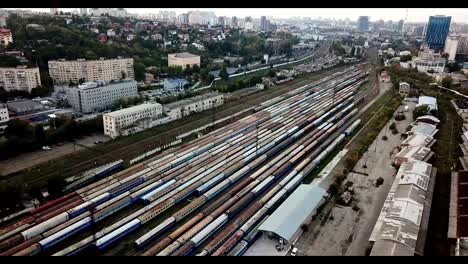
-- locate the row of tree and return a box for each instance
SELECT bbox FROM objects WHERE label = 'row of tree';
[0,115,103,160]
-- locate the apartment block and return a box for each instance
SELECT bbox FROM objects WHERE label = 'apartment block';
[0,28,12,47]
[48,57,134,85]
[0,66,41,92]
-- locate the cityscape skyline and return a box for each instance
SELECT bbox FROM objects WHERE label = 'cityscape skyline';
[4,8,468,23]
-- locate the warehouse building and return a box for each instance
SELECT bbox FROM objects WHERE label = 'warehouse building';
[406,122,439,138]
[66,80,138,114]
[369,159,437,256]
[6,99,45,115]
[103,103,163,138]
[418,96,438,112]
[48,57,134,85]
[401,134,436,149]
[394,146,433,167]
[258,184,326,247]
[164,92,224,121]
[415,115,440,126]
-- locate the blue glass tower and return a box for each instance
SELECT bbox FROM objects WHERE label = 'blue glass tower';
[425,15,451,50]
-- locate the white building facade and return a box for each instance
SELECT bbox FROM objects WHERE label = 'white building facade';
[48,57,134,85]
[103,103,163,138]
[66,80,138,114]
[0,66,41,92]
[164,93,224,120]
[0,106,9,123]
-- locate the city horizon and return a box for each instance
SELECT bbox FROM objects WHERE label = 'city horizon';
[3,8,468,23]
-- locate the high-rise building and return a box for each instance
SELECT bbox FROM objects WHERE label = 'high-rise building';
[177,13,189,24]
[231,16,238,28]
[0,66,41,93]
[218,16,225,27]
[444,34,468,60]
[188,10,202,25]
[357,16,370,31]
[50,8,58,15]
[80,8,87,16]
[261,16,267,31]
[48,58,134,85]
[398,20,404,32]
[425,15,452,50]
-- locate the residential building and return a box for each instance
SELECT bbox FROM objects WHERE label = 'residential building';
[164,78,188,90]
[399,82,410,96]
[445,34,460,61]
[398,19,404,32]
[50,8,58,15]
[418,96,438,112]
[0,106,9,123]
[103,103,163,138]
[80,8,88,16]
[0,66,41,92]
[177,13,189,24]
[358,16,370,31]
[164,92,224,120]
[167,52,201,69]
[188,10,202,25]
[66,80,138,114]
[261,16,267,31]
[0,28,13,47]
[48,57,134,85]
[425,15,451,50]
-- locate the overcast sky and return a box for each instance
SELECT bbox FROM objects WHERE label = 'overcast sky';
[6,8,468,23]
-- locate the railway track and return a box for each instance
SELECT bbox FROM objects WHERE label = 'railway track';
[0,65,366,256]
[3,63,355,187]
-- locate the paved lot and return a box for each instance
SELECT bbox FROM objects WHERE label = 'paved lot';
[294,101,417,256]
[0,134,109,176]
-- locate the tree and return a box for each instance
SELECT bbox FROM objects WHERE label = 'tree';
[441,53,449,60]
[34,125,46,146]
[47,176,66,197]
[268,69,276,78]
[219,67,229,81]
[134,62,146,81]
[412,105,431,120]
[441,76,453,88]
[350,46,355,56]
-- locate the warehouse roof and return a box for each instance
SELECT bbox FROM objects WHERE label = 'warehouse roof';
[258,184,326,242]
[401,134,435,148]
[418,96,438,111]
[416,115,440,125]
[410,123,438,137]
[164,92,223,110]
[395,146,433,162]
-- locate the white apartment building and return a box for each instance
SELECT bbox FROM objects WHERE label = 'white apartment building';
[103,103,163,138]
[66,80,138,114]
[164,92,224,120]
[0,66,41,92]
[48,57,134,85]
[168,52,201,69]
[445,35,459,61]
[0,28,13,47]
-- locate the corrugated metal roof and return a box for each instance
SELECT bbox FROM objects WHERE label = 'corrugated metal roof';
[258,184,326,242]
[396,146,432,162]
[418,96,437,111]
[411,123,438,137]
[416,115,440,124]
[401,134,434,148]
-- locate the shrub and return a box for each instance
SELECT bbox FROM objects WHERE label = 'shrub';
[389,122,396,130]
[375,177,384,187]
[382,135,388,140]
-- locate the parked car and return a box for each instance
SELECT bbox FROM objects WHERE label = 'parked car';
[94,140,103,144]
[42,146,51,150]
[290,247,298,256]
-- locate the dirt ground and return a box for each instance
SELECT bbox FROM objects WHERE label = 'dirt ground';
[0,134,110,176]
[294,99,417,256]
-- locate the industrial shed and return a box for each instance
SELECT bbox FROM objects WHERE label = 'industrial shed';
[258,184,326,244]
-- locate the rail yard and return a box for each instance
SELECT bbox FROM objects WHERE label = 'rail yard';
[0,65,370,256]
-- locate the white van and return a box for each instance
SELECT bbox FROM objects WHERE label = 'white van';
[290,247,298,256]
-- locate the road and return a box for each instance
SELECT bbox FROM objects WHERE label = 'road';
[0,134,110,177]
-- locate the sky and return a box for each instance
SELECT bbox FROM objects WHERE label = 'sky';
[6,8,468,23]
